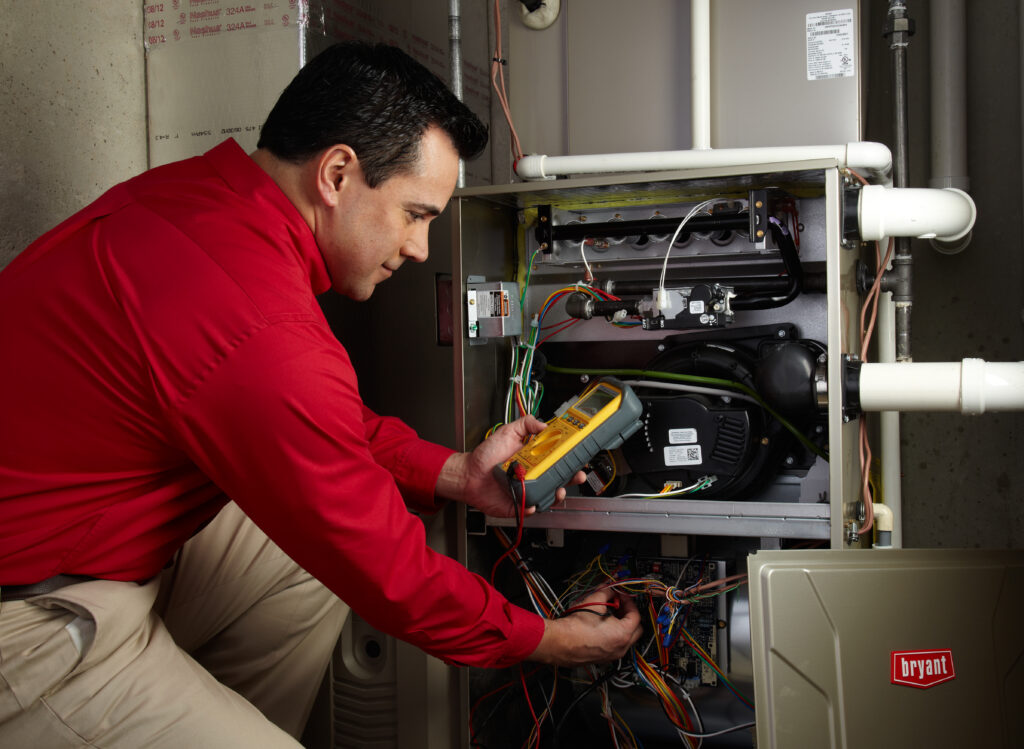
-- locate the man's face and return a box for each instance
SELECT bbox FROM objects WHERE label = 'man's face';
[317,126,460,301]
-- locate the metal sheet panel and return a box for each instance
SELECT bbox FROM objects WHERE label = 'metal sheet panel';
[711,1,863,148]
[749,549,1024,748]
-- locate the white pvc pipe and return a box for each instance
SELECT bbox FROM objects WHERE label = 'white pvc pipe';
[858,185,976,242]
[691,0,711,150]
[514,141,893,181]
[877,292,903,548]
[860,360,1024,414]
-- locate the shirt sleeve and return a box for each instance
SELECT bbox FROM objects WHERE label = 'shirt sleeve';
[167,319,544,669]
[357,403,452,514]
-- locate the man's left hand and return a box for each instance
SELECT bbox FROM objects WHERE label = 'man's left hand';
[436,415,586,517]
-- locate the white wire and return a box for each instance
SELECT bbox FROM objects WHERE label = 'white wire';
[677,721,756,740]
[677,685,704,749]
[580,239,594,280]
[531,569,561,613]
[621,379,761,407]
[658,199,723,292]
[535,678,557,730]
[588,680,621,749]
[610,477,713,499]
[503,343,518,423]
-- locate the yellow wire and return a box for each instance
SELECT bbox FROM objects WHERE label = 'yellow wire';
[611,707,640,749]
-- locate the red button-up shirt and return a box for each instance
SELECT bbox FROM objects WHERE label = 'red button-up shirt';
[0,139,543,668]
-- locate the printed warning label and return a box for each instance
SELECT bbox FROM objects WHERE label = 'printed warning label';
[668,428,698,445]
[806,9,855,81]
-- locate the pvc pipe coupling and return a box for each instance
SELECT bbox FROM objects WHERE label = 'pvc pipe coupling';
[859,359,1024,414]
[858,184,976,243]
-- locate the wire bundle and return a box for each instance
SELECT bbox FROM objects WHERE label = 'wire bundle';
[502,283,637,425]
[846,169,896,538]
[482,537,758,748]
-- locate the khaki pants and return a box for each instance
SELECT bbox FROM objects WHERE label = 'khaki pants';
[0,503,350,747]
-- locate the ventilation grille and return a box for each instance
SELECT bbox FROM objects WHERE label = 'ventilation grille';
[711,416,748,465]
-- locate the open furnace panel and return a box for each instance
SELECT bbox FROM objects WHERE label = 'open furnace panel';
[452,162,862,747]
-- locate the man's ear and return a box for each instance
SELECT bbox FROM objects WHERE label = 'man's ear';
[315,144,359,207]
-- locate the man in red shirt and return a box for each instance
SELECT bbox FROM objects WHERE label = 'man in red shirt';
[0,42,640,746]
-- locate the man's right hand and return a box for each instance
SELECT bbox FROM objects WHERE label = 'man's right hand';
[527,587,643,667]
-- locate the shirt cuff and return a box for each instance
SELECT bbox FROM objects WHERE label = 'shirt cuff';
[391,440,455,514]
[441,604,546,670]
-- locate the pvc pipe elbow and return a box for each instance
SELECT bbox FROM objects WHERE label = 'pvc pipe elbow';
[872,502,894,533]
[514,154,548,180]
[845,141,893,177]
[858,185,977,242]
[872,503,895,548]
[520,0,560,30]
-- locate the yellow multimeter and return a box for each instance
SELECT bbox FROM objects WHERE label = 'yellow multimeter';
[497,377,643,511]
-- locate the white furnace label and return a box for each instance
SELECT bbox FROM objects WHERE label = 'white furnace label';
[806,9,855,81]
[668,428,698,445]
[689,300,705,315]
[664,444,702,467]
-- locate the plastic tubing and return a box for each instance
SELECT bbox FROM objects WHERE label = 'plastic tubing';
[514,142,893,181]
[859,360,1024,414]
[858,184,976,242]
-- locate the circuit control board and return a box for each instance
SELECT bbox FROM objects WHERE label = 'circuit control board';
[630,556,728,689]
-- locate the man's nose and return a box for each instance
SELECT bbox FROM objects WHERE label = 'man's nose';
[401,230,430,263]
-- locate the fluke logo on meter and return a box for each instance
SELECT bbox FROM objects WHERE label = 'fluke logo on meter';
[498,377,643,511]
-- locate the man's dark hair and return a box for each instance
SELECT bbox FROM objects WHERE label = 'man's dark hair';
[258,42,488,187]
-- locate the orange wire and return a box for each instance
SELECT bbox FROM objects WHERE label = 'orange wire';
[491,0,523,161]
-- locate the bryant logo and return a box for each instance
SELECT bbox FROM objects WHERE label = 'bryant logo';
[891,649,956,689]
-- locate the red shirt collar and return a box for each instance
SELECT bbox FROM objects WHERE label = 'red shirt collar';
[204,139,332,295]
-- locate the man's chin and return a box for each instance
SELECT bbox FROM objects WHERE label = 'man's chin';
[333,283,375,302]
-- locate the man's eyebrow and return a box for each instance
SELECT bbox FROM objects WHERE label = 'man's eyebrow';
[405,201,444,217]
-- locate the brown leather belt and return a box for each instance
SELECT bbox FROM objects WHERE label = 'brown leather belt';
[1,574,96,601]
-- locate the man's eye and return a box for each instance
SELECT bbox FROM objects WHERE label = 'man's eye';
[408,211,426,222]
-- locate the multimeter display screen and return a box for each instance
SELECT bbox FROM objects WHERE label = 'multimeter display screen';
[573,386,617,418]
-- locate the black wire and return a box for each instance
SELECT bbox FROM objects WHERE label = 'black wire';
[470,680,517,748]
[731,220,802,310]
[552,667,624,745]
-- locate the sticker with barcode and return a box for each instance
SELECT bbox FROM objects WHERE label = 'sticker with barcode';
[806,9,855,81]
[664,444,702,466]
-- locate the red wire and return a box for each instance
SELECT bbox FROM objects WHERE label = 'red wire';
[540,315,576,331]
[469,680,513,747]
[538,318,581,345]
[519,665,542,749]
[562,599,621,616]
[514,386,528,418]
[469,666,545,747]
[490,470,527,585]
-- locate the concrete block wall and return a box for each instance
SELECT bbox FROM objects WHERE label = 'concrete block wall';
[0,0,147,268]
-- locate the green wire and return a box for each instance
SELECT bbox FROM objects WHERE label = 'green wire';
[544,364,828,461]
